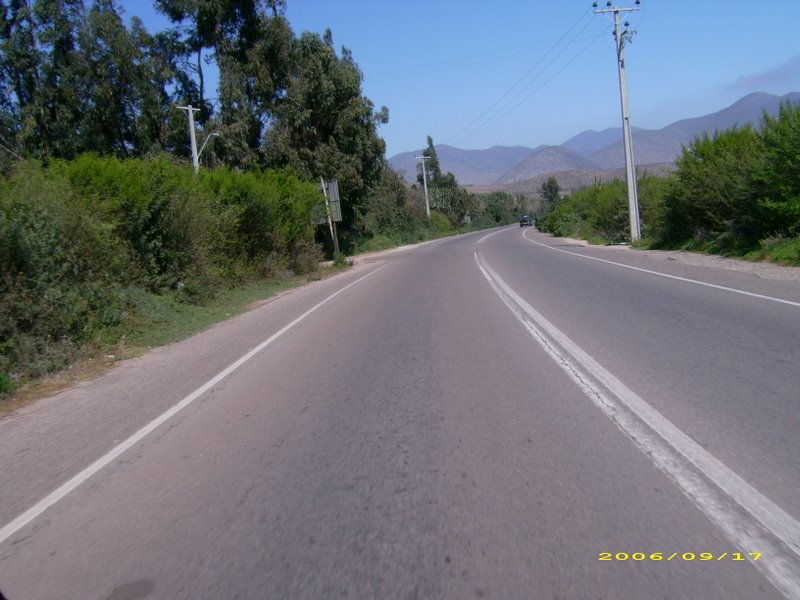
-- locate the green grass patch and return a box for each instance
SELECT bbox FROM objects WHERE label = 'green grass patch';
[353,222,496,255]
[0,372,14,396]
[356,233,404,253]
[0,276,318,403]
[744,236,800,266]
[639,235,800,267]
[121,279,301,350]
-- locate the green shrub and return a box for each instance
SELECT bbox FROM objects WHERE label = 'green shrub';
[758,102,800,237]
[665,126,762,246]
[746,236,800,265]
[0,371,13,395]
[548,211,582,237]
[545,180,629,243]
[0,156,323,388]
[430,211,453,233]
[358,233,402,253]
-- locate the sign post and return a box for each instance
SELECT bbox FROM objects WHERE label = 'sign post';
[321,178,341,256]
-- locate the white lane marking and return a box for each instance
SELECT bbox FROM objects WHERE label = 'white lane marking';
[0,265,388,546]
[474,241,800,598]
[521,229,800,308]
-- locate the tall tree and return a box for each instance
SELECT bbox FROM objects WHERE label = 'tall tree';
[153,0,287,109]
[417,134,441,186]
[213,11,294,168]
[668,126,762,242]
[80,0,145,155]
[758,101,800,237]
[0,0,40,157]
[540,176,560,209]
[265,30,388,224]
[155,0,291,166]
[128,17,178,155]
[413,135,472,222]
[31,0,89,158]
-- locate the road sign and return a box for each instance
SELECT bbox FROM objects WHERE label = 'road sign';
[325,180,342,222]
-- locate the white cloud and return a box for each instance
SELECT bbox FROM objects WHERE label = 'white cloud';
[728,55,800,90]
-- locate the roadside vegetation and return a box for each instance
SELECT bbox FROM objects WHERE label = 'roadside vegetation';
[0,3,528,399]
[0,156,322,396]
[354,137,530,253]
[0,153,523,399]
[534,101,800,265]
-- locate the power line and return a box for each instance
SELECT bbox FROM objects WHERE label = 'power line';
[444,9,594,145]
[447,12,603,147]
[454,26,608,146]
[364,30,606,84]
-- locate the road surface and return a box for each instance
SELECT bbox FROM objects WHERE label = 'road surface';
[1,226,799,599]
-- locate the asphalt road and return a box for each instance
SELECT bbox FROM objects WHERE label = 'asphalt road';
[1,226,799,599]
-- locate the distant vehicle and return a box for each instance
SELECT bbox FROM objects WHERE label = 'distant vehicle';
[520,215,533,227]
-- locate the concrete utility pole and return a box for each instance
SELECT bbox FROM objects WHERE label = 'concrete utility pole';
[415,155,431,219]
[176,105,200,172]
[594,1,642,242]
[176,105,218,173]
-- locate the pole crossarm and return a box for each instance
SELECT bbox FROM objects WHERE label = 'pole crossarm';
[593,7,640,13]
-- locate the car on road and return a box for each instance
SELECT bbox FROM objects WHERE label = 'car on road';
[520,215,533,227]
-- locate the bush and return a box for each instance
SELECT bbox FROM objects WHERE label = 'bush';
[546,180,629,243]
[357,233,402,253]
[758,102,800,237]
[0,156,323,387]
[429,211,453,233]
[746,235,800,265]
[638,173,675,242]
[664,126,762,247]
[548,211,581,237]
[529,101,800,261]
[0,371,14,396]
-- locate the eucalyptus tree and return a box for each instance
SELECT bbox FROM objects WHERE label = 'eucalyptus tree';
[27,0,91,158]
[0,0,40,158]
[155,0,292,166]
[417,135,441,186]
[264,29,389,226]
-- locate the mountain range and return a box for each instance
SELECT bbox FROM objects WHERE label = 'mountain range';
[388,92,800,190]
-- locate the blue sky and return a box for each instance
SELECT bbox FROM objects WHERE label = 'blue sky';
[119,0,800,158]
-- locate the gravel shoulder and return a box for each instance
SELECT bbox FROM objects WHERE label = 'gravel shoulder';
[556,235,800,282]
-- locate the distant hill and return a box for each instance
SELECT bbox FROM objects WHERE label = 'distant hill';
[494,163,677,196]
[388,145,535,186]
[561,126,641,155]
[494,146,601,184]
[387,91,800,187]
[589,91,800,169]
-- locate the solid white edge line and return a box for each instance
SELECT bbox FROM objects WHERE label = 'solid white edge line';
[474,235,800,598]
[521,229,800,308]
[0,264,388,546]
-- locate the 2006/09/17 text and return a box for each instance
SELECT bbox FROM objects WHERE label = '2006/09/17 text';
[598,552,762,562]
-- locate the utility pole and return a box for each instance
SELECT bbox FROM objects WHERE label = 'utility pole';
[176,105,219,174]
[415,155,431,219]
[594,1,642,242]
[176,105,200,172]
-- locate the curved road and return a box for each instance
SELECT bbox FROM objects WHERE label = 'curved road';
[1,226,799,599]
